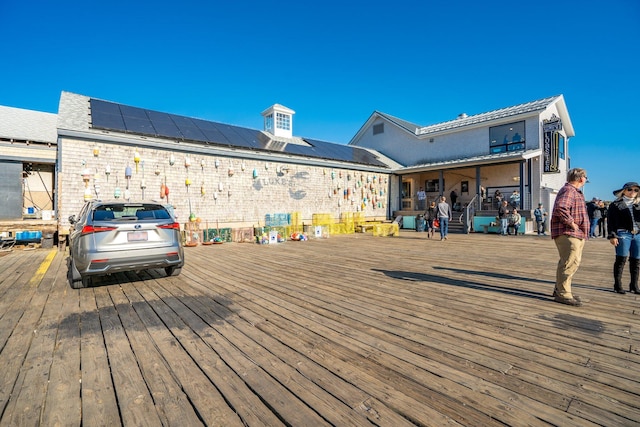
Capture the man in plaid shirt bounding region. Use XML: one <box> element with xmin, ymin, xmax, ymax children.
<box><xmin>550</xmin><ymin>168</ymin><xmax>590</xmax><ymax>306</ymax></box>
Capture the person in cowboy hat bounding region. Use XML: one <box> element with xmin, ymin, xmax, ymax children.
<box><xmin>607</xmin><ymin>181</ymin><xmax>640</xmax><ymax>294</ymax></box>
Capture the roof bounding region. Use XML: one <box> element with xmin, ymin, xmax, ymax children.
<box><xmin>396</xmin><ymin>148</ymin><xmax>543</xmax><ymax>173</ymax></box>
<box><xmin>0</xmin><ymin>105</ymin><xmax>58</xmax><ymax>143</ymax></box>
<box><xmin>57</xmin><ymin>92</ymin><xmax>390</xmax><ymax>169</ymax></box>
<box><xmin>349</xmin><ymin>95</ymin><xmax>574</xmax><ymax>145</ymax></box>
<box><xmin>415</xmin><ymin>95</ymin><xmax>574</xmax><ymax>136</ymax></box>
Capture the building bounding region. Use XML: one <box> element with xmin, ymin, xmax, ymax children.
<box><xmin>349</xmin><ymin>95</ymin><xmax>574</xmax><ymax>231</ymax></box>
<box><xmin>0</xmin><ymin>92</ymin><xmax>574</xmax><ymax>243</ymax></box>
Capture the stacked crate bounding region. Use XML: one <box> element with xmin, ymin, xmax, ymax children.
<box><xmin>312</xmin><ymin>213</ymin><xmax>333</xmax><ymax>237</ymax></box>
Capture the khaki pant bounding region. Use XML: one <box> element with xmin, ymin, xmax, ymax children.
<box><xmin>554</xmin><ymin>235</ymin><xmax>585</xmax><ymax>298</ymax></box>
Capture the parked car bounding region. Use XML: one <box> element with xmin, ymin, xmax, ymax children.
<box><xmin>68</xmin><ymin>200</ymin><xmax>184</xmax><ymax>289</ymax></box>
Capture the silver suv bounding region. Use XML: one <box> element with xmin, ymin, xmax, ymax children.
<box><xmin>68</xmin><ymin>201</ymin><xmax>184</xmax><ymax>288</ymax></box>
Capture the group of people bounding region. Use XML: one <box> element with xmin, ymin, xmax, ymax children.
<box><xmin>550</xmin><ymin>168</ymin><xmax>640</xmax><ymax>307</ymax></box>
<box><xmin>587</xmin><ymin>197</ymin><xmax>607</xmax><ymax>238</ymax></box>
<box><xmin>497</xmin><ymin>200</ymin><xmax>522</xmax><ymax>236</ymax></box>
<box><xmin>422</xmin><ymin>196</ymin><xmax>453</xmax><ymax>241</ymax></box>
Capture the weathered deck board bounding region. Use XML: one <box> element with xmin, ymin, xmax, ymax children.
<box><xmin>0</xmin><ymin>232</ymin><xmax>639</xmax><ymax>426</ymax></box>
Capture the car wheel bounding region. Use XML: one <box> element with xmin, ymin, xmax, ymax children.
<box><xmin>70</xmin><ymin>258</ymin><xmax>84</xmax><ymax>289</ymax></box>
<box><xmin>81</xmin><ymin>275</ymin><xmax>92</xmax><ymax>288</ymax></box>
<box><xmin>165</xmin><ymin>266</ymin><xmax>182</xmax><ymax>277</ymax></box>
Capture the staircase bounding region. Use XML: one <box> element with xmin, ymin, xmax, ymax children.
<box><xmin>393</xmin><ymin>210</ymin><xmax>468</xmax><ymax>234</ymax></box>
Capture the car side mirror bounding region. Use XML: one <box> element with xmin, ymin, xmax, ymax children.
<box><xmin>68</xmin><ymin>215</ymin><xmax>76</xmax><ymax>224</ymax></box>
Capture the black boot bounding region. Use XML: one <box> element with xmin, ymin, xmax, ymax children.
<box><xmin>614</xmin><ymin>256</ymin><xmax>627</xmax><ymax>294</ymax></box>
<box><xmin>629</xmin><ymin>258</ymin><xmax>640</xmax><ymax>294</ymax></box>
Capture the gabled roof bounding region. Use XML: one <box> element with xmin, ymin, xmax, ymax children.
<box><xmin>349</xmin><ymin>95</ymin><xmax>574</xmax><ymax>145</ymax></box>
<box><xmin>415</xmin><ymin>95</ymin><xmax>574</xmax><ymax>136</ymax></box>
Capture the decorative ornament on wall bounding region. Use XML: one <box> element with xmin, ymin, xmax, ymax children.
<box><xmin>114</xmin><ymin>177</ymin><xmax>121</xmax><ymax>199</ymax></box>
<box><xmin>81</xmin><ymin>168</ymin><xmax>92</xmax><ymax>188</ymax></box>
<box><xmin>241</xmin><ymin>161</ymin><xmax>246</xmax><ymax>171</ymax></box>
<box><xmin>155</xmin><ymin>164</ymin><xmax>161</xmax><ymax>176</ymax></box>
<box><xmin>93</xmin><ymin>146</ymin><xmax>100</xmax><ymax>157</ymax></box>
<box><xmin>105</xmin><ymin>164</ymin><xmax>111</xmax><ymax>182</ymax></box>
<box><xmin>169</xmin><ymin>154</ymin><xmax>175</xmax><ymax>166</ymax></box>
<box><xmin>134</xmin><ymin>149</ymin><xmax>141</xmax><ymax>173</ymax></box>
<box><xmin>215</xmin><ymin>158</ymin><xmax>220</xmax><ymax>169</ymax></box>
<box><xmin>218</xmin><ymin>182</ymin><xmax>224</xmax><ymax>192</ymax></box>
<box><xmin>253</xmin><ymin>168</ymin><xmax>258</xmax><ymax>179</ymax></box>
<box><xmin>184</xmin><ymin>155</ymin><xmax>191</xmax><ymax>169</ymax></box>
<box><xmin>200</xmin><ymin>158</ymin><xmax>206</xmax><ymax>171</ymax></box>
<box><xmin>200</xmin><ymin>183</ymin><xmax>206</xmax><ymax>196</ymax></box>
<box><xmin>125</xmin><ymin>165</ymin><xmax>132</xmax><ymax>189</ymax></box>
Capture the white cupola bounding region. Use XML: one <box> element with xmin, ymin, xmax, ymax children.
<box><xmin>261</xmin><ymin>104</ymin><xmax>295</xmax><ymax>139</ymax></box>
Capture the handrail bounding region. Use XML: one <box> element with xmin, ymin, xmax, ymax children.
<box><xmin>460</xmin><ymin>194</ymin><xmax>478</xmax><ymax>233</ymax></box>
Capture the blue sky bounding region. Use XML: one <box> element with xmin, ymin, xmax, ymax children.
<box><xmin>1</xmin><ymin>0</ymin><xmax>638</xmax><ymax>201</ymax></box>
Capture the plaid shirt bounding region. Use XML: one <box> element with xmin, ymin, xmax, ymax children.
<box><xmin>551</xmin><ymin>182</ymin><xmax>589</xmax><ymax>239</ymax></box>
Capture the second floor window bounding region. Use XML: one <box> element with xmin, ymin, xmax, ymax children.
<box><xmin>489</xmin><ymin>121</ymin><xmax>525</xmax><ymax>154</ymax></box>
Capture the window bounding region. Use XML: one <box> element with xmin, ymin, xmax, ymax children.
<box><xmin>373</xmin><ymin>123</ymin><xmax>384</xmax><ymax>135</ymax></box>
<box><xmin>264</xmin><ymin>114</ymin><xmax>273</xmax><ymax>132</ymax></box>
<box><xmin>489</xmin><ymin>121</ymin><xmax>525</xmax><ymax>154</ymax></box>
<box><xmin>276</xmin><ymin>112</ymin><xmax>290</xmax><ymax>131</ymax></box>
<box><xmin>558</xmin><ymin>134</ymin><xmax>565</xmax><ymax>159</ymax></box>
<box><xmin>425</xmin><ymin>179</ymin><xmax>442</xmax><ymax>192</ymax></box>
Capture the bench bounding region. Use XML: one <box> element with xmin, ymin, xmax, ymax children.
<box><xmin>473</xmin><ymin>216</ymin><xmax>526</xmax><ymax>234</ymax></box>
<box><xmin>473</xmin><ymin>216</ymin><xmax>502</xmax><ymax>234</ymax></box>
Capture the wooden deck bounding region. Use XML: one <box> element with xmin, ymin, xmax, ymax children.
<box><xmin>1</xmin><ymin>231</ymin><xmax>639</xmax><ymax>426</ymax></box>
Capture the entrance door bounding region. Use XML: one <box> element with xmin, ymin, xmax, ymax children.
<box><xmin>401</xmin><ymin>180</ymin><xmax>412</xmax><ymax>210</ymax></box>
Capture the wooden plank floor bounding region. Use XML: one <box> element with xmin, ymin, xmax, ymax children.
<box><xmin>0</xmin><ymin>231</ymin><xmax>639</xmax><ymax>426</ymax></box>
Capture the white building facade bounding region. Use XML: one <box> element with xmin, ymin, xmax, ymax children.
<box><xmin>348</xmin><ymin>95</ymin><xmax>575</xmax><ymax>225</ymax></box>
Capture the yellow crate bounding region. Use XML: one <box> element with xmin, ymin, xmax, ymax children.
<box><xmin>312</xmin><ymin>213</ymin><xmax>334</xmax><ymax>226</ymax></box>
<box><xmin>372</xmin><ymin>223</ymin><xmax>399</xmax><ymax>237</ymax></box>
<box><xmin>329</xmin><ymin>223</ymin><xmax>347</xmax><ymax>235</ymax></box>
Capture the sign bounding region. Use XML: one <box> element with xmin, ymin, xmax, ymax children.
<box><xmin>543</xmin><ymin>131</ymin><xmax>560</xmax><ymax>173</ymax></box>
<box><xmin>543</xmin><ymin>114</ymin><xmax>563</xmax><ymax>132</ymax></box>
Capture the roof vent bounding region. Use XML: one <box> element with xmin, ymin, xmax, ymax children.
<box><xmin>457</xmin><ymin>113</ymin><xmax>468</xmax><ymax>119</ymax></box>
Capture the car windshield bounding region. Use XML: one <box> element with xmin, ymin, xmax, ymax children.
<box><xmin>93</xmin><ymin>203</ymin><xmax>171</xmax><ymax>221</ymax></box>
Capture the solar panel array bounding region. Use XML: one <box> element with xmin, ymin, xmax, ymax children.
<box><xmin>90</xmin><ymin>99</ymin><xmax>388</xmax><ymax>167</ymax></box>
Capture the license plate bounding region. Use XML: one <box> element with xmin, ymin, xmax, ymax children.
<box><xmin>127</xmin><ymin>231</ymin><xmax>148</xmax><ymax>241</ymax></box>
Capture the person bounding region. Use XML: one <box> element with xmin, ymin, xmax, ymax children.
<box><xmin>424</xmin><ymin>200</ymin><xmax>437</xmax><ymax>239</ymax></box>
<box><xmin>534</xmin><ymin>202</ymin><xmax>548</xmax><ymax>235</ymax></box>
<box><xmin>606</xmin><ymin>181</ymin><xmax>640</xmax><ymax>294</ymax></box>
<box><xmin>450</xmin><ymin>190</ymin><xmax>458</xmax><ymax>208</ymax></box>
<box><xmin>587</xmin><ymin>197</ymin><xmax>599</xmax><ymax>238</ymax></box>
<box><xmin>436</xmin><ymin>196</ymin><xmax>452</xmax><ymax>241</ymax></box>
<box><xmin>417</xmin><ymin>187</ymin><xmax>427</xmax><ymax>211</ymax></box>
<box><xmin>480</xmin><ymin>186</ymin><xmax>486</xmax><ymax>203</ymax></box>
<box><xmin>498</xmin><ymin>200</ymin><xmax>510</xmax><ymax>236</ymax></box>
<box><xmin>598</xmin><ymin>200</ymin><xmax>607</xmax><ymax>237</ymax></box>
<box><xmin>494</xmin><ymin>189</ymin><xmax>503</xmax><ymax>208</ymax></box>
<box><xmin>507</xmin><ymin>208</ymin><xmax>521</xmax><ymax>236</ymax></box>
<box><xmin>550</xmin><ymin>168</ymin><xmax>589</xmax><ymax>306</ymax></box>
<box><xmin>509</xmin><ymin>190</ymin><xmax>520</xmax><ymax>208</ymax></box>
<box><xmin>590</xmin><ymin>201</ymin><xmax>602</xmax><ymax>238</ymax></box>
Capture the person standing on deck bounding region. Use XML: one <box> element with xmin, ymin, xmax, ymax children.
<box><xmin>437</xmin><ymin>196</ymin><xmax>452</xmax><ymax>241</ymax></box>
<box><xmin>550</xmin><ymin>168</ymin><xmax>590</xmax><ymax>306</ymax></box>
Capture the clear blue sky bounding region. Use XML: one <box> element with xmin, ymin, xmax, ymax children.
<box><xmin>1</xmin><ymin>0</ymin><xmax>638</xmax><ymax>201</ymax></box>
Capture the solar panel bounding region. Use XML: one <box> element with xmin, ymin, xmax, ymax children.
<box><xmin>146</xmin><ymin>111</ymin><xmax>183</xmax><ymax>139</ymax></box>
<box><xmin>89</xmin><ymin>98</ymin><xmax>389</xmax><ymax>168</ymax></box>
